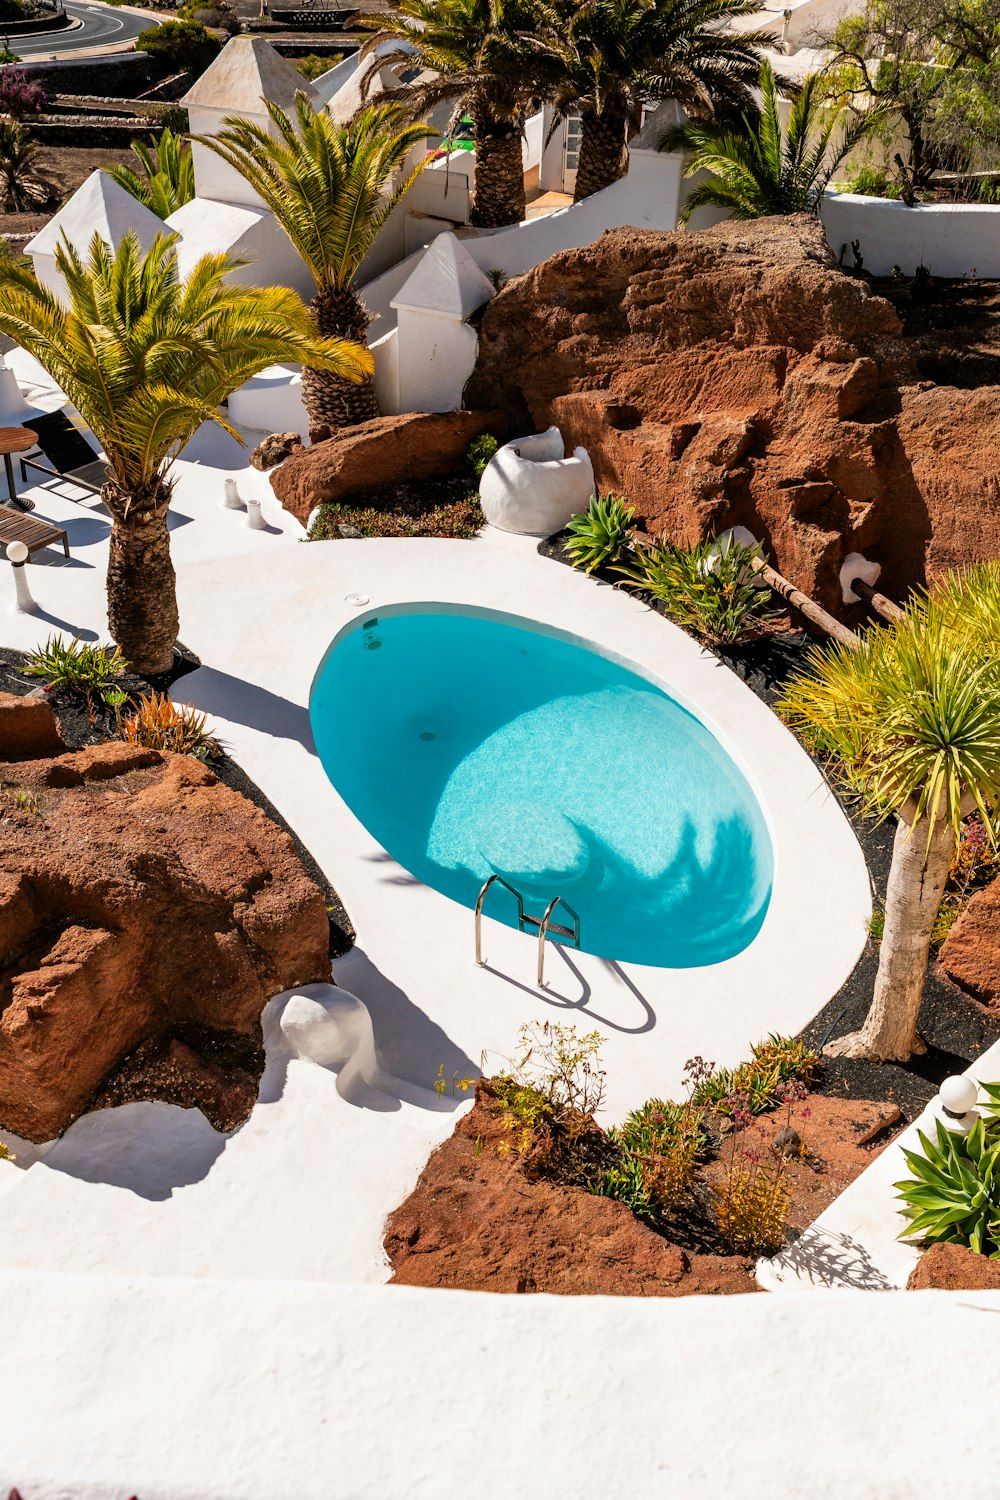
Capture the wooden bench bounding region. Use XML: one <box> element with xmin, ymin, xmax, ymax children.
<box><xmin>0</xmin><ymin>503</ymin><xmax>69</xmax><ymax>559</ymax></box>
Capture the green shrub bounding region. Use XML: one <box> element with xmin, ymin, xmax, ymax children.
<box><xmin>467</xmin><ymin>433</ymin><xmax>499</xmax><ymax>478</ymax></box>
<box><xmin>895</xmin><ymin>1116</ymin><xmax>1000</xmax><ymax>1257</ymax></box>
<box><xmin>618</xmin><ymin>536</ymin><xmax>781</xmax><ymax>646</ymax></box>
<box><xmin>176</xmin><ymin>0</ymin><xmax>239</xmax><ymax>33</ymax></box>
<box><xmin>137</xmin><ymin>19</ymin><xmax>221</xmax><ymax>73</ymax></box>
<box><xmin>840</xmin><ymin>164</ymin><xmax>902</xmax><ymax>199</ymax></box>
<box><xmin>24</xmin><ymin>635</ymin><xmax>127</xmax><ymax>713</ymax></box>
<box><xmin>119</xmin><ymin>690</ymin><xmax>217</xmax><ymax>758</ymax></box>
<box><xmin>692</xmin><ymin>1035</ymin><xmax>819</xmax><ymax>1118</ymax></box>
<box><xmin>292</xmin><ymin>51</ymin><xmax>343</xmax><ymax>81</ymax></box>
<box><xmin>564</xmin><ymin>492</ymin><xmax>636</xmax><ymax>575</ymax></box>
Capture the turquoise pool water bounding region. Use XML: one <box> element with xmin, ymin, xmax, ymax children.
<box><xmin>310</xmin><ymin>607</ymin><xmax>773</xmax><ymax>967</ymax></box>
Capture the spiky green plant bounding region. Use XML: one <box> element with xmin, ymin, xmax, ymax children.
<box><xmin>197</xmin><ymin>98</ymin><xmax>430</xmax><ymax>428</ymax></box>
<box><xmin>618</xmin><ymin>535</ymin><xmax>779</xmax><ymax>644</ymax></box>
<box><xmin>0</xmin><ymin>232</ymin><xmax>370</xmax><ymax>675</ymax></box>
<box><xmin>896</xmin><ymin>1116</ymin><xmax>1000</xmax><ymax>1258</ymax></box>
<box><xmin>107</xmin><ymin>128</ymin><xmax>195</xmax><ymax>218</ymax></box>
<box><xmin>564</xmin><ymin>492</ymin><xmax>636</xmax><ymax>574</ymax></box>
<box><xmin>24</xmin><ymin>635</ymin><xmax>126</xmax><ymax>712</ymax></box>
<box><xmin>0</xmin><ymin>116</ymin><xmax>44</xmax><ymax>211</ymax></box>
<box><xmin>778</xmin><ymin>570</ymin><xmax>1000</xmax><ymax>1062</ymax></box>
<box><xmin>665</xmin><ymin>59</ymin><xmax>883</xmax><ymax>220</ymax></box>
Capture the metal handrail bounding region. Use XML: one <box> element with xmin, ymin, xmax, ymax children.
<box><xmin>536</xmin><ymin>895</ymin><xmax>580</xmax><ymax>988</ymax></box>
<box><xmin>475</xmin><ymin>874</ymin><xmax>580</xmax><ymax>987</ymax></box>
<box><xmin>475</xmin><ymin>873</ymin><xmax>526</xmax><ymax>964</ymax></box>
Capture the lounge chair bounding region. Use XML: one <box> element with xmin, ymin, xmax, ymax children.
<box><xmin>19</xmin><ymin>411</ymin><xmax>109</xmax><ymax>502</ymax></box>
<box><xmin>0</xmin><ymin>502</ymin><xmax>69</xmax><ymax>559</ymax></box>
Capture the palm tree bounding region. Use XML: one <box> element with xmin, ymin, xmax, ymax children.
<box><xmin>546</xmin><ymin>0</ymin><xmax>773</xmax><ymax>201</ymax></box>
<box><xmin>0</xmin><ymin>231</ymin><xmax>371</xmax><ymax>675</ymax></box>
<box><xmin>107</xmin><ymin>127</ymin><xmax>196</xmax><ymax>218</ymax></box>
<box><xmin>197</xmin><ymin>97</ymin><xmax>429</xmax><ymax>428</ymax></box>
<box><xmin>666</xmin><ymin>58</ymin><xmax>878</xmax><ymax>220</ymax></box>
<box><xmin>0</xmin><ymin>117</ymin><xmax>45</xmax><ymax>211</ymax></box>
<box><xmin>778</xmin><ymin>569</ymin><xmax>1000</xmax><ymax>1063</ymax></box>
<box><xmin>359</xmin><ymin>0</ymin><xmax>543</xmax><ymax>228</ymax></box>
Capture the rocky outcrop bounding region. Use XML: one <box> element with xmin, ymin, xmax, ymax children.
<box><xmin>0</xmin><ymin>739</ymin><xmax>331</xmax><ymax>1140</ymax></box>
<box><xmin>0</xmin><ymin>691</ymin><xmax>65</xmax><ymax>759</ymax></box>
<box><xmin>270</xmin><ymin>409</ymin><xmax>508</xmax><ymax>525</ymax></box>
<box><xmin>907</xmin><ymin>1242</ymin><xmax>1000</xmax><ymax>1290</ymax></box>
<box><xmin>937</xmin><ymin>878</ymin><xmax>1000</xmax><ymax>1012</ymax></box>
<box><xmin>467</xmin><ymin>216</ymin><xmax>1000</xmax><ymax>613</ymax></box>
<box><xmin>249</xmin><ymin>430</ymin><xmax>303</xmax><ymax>471</ymax></box>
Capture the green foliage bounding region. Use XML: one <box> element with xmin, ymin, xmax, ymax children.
<box><xmin>107</xmin><ymin>128</ymin><xmax>195</xmax><ymax>219</ymax></box>
<box><xmin>136</xmin><ymin>19</ymin><xmax>221</xmax><ymax>74</ymax></box>
<box><xmin>868</xmin><ymin>899</ymin><xmax>885</xmax><ymax>940</ymax></box>
<box><xmin>308</xmin><ymin>487</ymin><xmax>483</xmax><ymax>540</ymax></box>
<box><xmin>24</xmin><ymin>635</ymin><xmax>127</xmax><ymax>708</ymax></box>
<box><xmin>618</xmin><ymin>536</ymin><xmax>780</xmax><ymax>646</ymax></box>
<box><xmin>467</xmin><ymin>433</ymin><xmax>499</xmax><ymax>478</ymax></box>
<box><xmin>713</xmin><ymin>1161</ymin><xmax>791</xmax><ymax>1255</ymax></box>
<box><xmin>176</xmin><ymin>0</ymin><xmax>239</xmax><ymax>32</ymax></box>
<box><xmin>666</xmin><ymin>60</ymin><xmax>884</xmax><ymax>221</ymax></box>
<box><xmin>564</xmin><ymin>492</ymin><xmax>636</xmax><ymax>575</ymax></box>
<box><xmin>0</xmin><ymin>47</ymin><xmax>20</xmax><ymax>64</ymax></box>
<box><xmin>292</xmin><ymin>52</ymin><xmax>343</xmax><ymax>80</ymax></box>
<box><xmin>1</xmin><ymin>783</ymin><xmax>40</xmax><ymax>817</ymax></box>
<box><xmin>840</xmin><ymin>163</ymin><xmax>902</xmax><ymax>198</ymax></box>
<box><xmin>692</xmin><ymin>1035</ymin><xmax>819</xmax><ymax>1118</ymax></box>
<box><xmin>197</xmin><ymin>98</ymin><xmax>432</xmax><ymax>299</ymax></box>
<box><xmin>896</xmin><ymin>1115</ymin><xmax>1000</xmax><ymax>1257</ymax></box>
<box><xmin>601</xmin><ymin>1097</ymin><xmax>711</xmax><ymax>1216</ymax></box>
<box><xmin>0</xmin><ymin>117</ymin><xmax>44</xmax><ymax>211</ymax></box>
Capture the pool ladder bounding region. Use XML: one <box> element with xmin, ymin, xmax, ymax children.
<box><xmin>474</xmin><ymin>873</ymin><xmax>581</xmax><ymax>988</ymax></box>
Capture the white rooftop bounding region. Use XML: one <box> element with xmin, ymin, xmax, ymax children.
<box><xmin>392</xmin><ymin>231</ymin><xmax>496</xmax><ymax>318</ymax></box>
<box><xmin>24</xmin><ymin>170</ymin><xmax>166</xmax><ymax>258</ymax></box>
<box><xmin>181</xmin><ymin>35</ymin><xmax>318</xmax><ymax>115</ymax></box>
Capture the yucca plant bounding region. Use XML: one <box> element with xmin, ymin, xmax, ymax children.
<box><xmin>23</xmin><ymin>635</ymin><xmax>127</xmax><ymax>714</ymax></box>
<box><xmin>197</xmin><ymin>98</ymin><xmax>430</xmax><ymax>428</ymax></box>
<box><xmin>665</xmin><ymin>59</ymin><xmax>882</xmax><ymax>221</ymax></box>
<box><xmin>0</xmin><ymin>231</ymin><xmax>371</xmax><ymax>675</ymax></box>
<box><xmin>119</xmin><ymin>691</ymin><xmax>218</xmax><ymax>759</ymax></box>
<box><xmin>107</xmin><ymin>127</ymin><xmax>195</xmax><ymax>218</ymax></box>
<box><xmin>778</xmin><ymin>569</ymin><xmax>1000</xmax><ymax>1062</ymax></box>
<box><xmin>618</xmin><ymin>535</ymin><xmax>780</xmax><ymax>644</ymax></box>
<box><xmin>564</xmin><ymin>492</ymin><xmax>636</xmax><ymax>574</ymax></box>
<box><xmin>896</xmin><ymin>1116</ymin><xmax>1000</xmax><ymax>1258</ymax></box>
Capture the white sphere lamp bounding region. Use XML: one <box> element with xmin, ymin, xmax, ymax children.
<box><xmin>6</xmin><ymin>539</ymin><xmax>35</xmax><ymax>613</ymax></box>
<box><xmin>938</xmin><ymin>1074</ymin><xmax>980</xmax><ymax>1134</ymax></box>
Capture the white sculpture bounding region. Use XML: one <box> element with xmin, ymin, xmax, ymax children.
<box><xmin>479</xmin><ymin>426</ymin><xmax>596</xmax><ymax>537</ymax></box>
<box><xmin>840</xmin><ymin>551</ymin><xmax>882</xmax><ymax>604</ymax></box>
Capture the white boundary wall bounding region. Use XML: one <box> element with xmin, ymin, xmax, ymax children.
<box><xmin>821</xmin><ymin>192</ymin><xmax>1000</xmax><ymax>277</ymax></box>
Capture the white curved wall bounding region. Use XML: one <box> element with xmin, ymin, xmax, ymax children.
<box><xmin>821</xmin><ymin>192</ymin><xmax>1000</xmax><ymax>277</ymax></box>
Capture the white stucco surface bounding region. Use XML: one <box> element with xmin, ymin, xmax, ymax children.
<box><xmin>821</xmin><ymin>192</ymin><xmax>1000</xmax><ymax>277</ymax></box>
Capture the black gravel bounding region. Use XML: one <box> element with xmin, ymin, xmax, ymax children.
<box><xmin>538</xmin><ymin>535</ymin><xmax>1000</xmax><ymax>1122</ymax></box>
<box><xmin>0</xmin><ymin>644</ymin><xmax>355</xmax><ymax>958</ymax></box>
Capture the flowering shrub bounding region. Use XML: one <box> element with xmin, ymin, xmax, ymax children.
<box><xmin>692</xmin><ymin>1034</ymin><xmax>819</xmax><ymax>1118</ymax></box>
<box><xmin>712</xmin><ymin>1082</ymin><xmax>807</xmax><ymax>1255</ymax></box>
<box><xmin>0</xmin><ymin>72</ymin><xmax>48</xmax><ymax>118</ymax></box>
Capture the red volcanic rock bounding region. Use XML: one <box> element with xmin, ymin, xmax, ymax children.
<box><xmin>907</xmin><ymin>1242</ymin><xmax>1000</xmax><ymax>1290</ymax></box>
<box><xmin>0</xmin><ymin>691</ymin><xmax>65</xmax><ymax>759</ymax></box>
<box><xmin>385</xmin><ymin>1084</ymin><xmax>757</xmax><ymax>1297</ymax></box>
<box><xmin>270</xmin><ymin>409</ymin><xmax>508</xmax><ymax>525</ymax></box>
<box><xmin>937</xmin><ymin>877</ymin><xmax>1000</xmax><ymax>1011</ymax></box>
<box><xmin>467</xmin><ymin>216</ymin><xmax>1000</xmax><ymax>613</ymax></box>
<box><xmin>0</xmin><ymin>742</ymin><xmax>330</xmax><ymax>1140</ymax></box>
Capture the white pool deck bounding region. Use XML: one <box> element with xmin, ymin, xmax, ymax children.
<box><xmin>3</xmin><ymin>357</ymin><xmax>999</xmax><ymax>1497</ymax></box>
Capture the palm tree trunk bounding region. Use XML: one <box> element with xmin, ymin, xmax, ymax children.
<box><xmin>103</xmin><ymin>477</ymin><xmax>178</xmax><ymax>678</ymax></box>
<box><xmin>470</xmin><ymin>110</ymin><xmax>525</xmax><ymax>228</ymax></box>
<box><xmin>826</xmin><ymin>811</ymin><xmax>955</xmax><ymax>1062</ymax></box>
<box><xmin>302</xmin><ymin>284</ymin><xmax>379</xmax><ymax>431</ymax></box>
<box><xmin>574</xmin><ymin>99</ymin><xmax>629</xmax><ymax>202</ymax></box>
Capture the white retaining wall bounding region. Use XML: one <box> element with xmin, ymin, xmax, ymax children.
<box><xmin>821</xmin><ymin>192</ymin><xmax>1000</xmax><ymax>277</ymax></box>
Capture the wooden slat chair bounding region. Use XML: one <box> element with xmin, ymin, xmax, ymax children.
<box><xmin>19</xmin><ymin>411</ymin><xmax>109</xmax><ymax>501</ymax></box>
<box><xmin>0</xmin><ymin>502</ymin><xmax>69</xmax><ymax>559</ymax></box>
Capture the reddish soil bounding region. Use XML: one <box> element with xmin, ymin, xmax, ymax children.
<box><xmin>0</xmin><ymin>145</ymin><xmax>136</xmax><ymax>245</ymax></box>
<box><xmin>907</xmin><ymin>1242</ymin><xmax>1000</xmax><ymax>1290</ymax></box>
<box><xmin>384</xmin><ymin>1085</ymin><xmax>905</xmax><ymax>1297</ymax></box>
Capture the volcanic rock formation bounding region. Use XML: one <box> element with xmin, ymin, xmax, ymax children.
<box><xmin>0</xmin><ymin>695</ymin><xmax>331</xmax><ymax>1140</ymax></box>
<box><xmin>466</xmin><ymin>216</ymin><xmax>1000</xmax><ymax>613</ymax></box>
<box><xmin>269</xmin><ymin>409</ymin><xmax>507</xmax><ymax>525</ymax></box>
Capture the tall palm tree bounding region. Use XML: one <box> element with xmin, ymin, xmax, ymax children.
<box><xmin>197</xmin><ymin>97</ymin><xmax>429</xmax><ymax>428</ymax></box>
<box><xmin>359</xmin><ymin>0</ymin><xmax>544</xmax><ymax>228</ymax></box>
<box><xmin>107</xmin><ymin>127</ymin><xmax>196</xmax><ymax>218</ymax></box>
<box><xmin>778</xmin><ymin>569</ymin><xmax>1000</xmax><ymax>1063</ymax></box>
<box><xmin>0</xmin><ymin>231</ymin><xmax>371</xmax><ymax>675</ymax></box>
<box><xmin>666</xmin><ymin>58</ymin><xmax>879</xmax><ymax>220</ymax></box>
<box><xmin>546</xmin><ymin>0</ymin><xmax>773</xmax><ymax>201</ymax></box>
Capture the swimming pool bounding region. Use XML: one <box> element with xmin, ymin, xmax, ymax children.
<box><xmin>310</xmin><ymin>606</ymin><xmax>773</xmax><ymax>968</ymax></box>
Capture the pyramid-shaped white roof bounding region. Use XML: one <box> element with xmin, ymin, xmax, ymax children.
<box><xmin>182</xmin><ymin>36</ymin><xmax>318</xmax><ymax>115</ymax></box>
<box><xmin>25</xmin><ymin>170</ymin><xmax>167</xmax><ymax>257</ymax></box>
<box><xmin>392</xmin><ymin>232</ymin><xmax>497</xmax><ymax>319</ymax></box>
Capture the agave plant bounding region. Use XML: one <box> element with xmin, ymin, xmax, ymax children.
<box><xmin>895</xmin><ymin>1115</ymin><xmax>1000</xmax><ymax>1258</ymax></box>
<box><xmin>119</xmin><ymin>691</ymin><xmax>218</xmax><ymax>759</ymax></box>
<box><xmin>564</xmin><ymin>492</ymin><xmax>636</xmax><ymax>574</ymax></box>
<box><xmin>23</xmin><ymin>635</ymin><xmax>127</xmax><ymax>708</ymax></box>
<box><xmin>618</xmin><ymin>535</ymin><xmax>780</xmax><ymax>644</ymax></box>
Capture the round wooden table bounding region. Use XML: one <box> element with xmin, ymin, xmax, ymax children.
<box><xmin>0</xmin><ymin>425</ymin><xmax>37</xmax><ymax>512</ymax></box>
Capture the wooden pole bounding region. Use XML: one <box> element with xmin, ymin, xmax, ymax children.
<box><xmin>848</xmin><ymin>574</ymin><xmax>906</xmax><ymax>623</ymax></box>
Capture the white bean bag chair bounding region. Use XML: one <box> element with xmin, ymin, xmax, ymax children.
<box><xmin>479</xmin><ymin>425</ymin><xmax>596</xmax><ymax>536</ymax></box>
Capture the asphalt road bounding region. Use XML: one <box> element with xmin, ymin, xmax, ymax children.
<box><xmin>4</xmin><ymin>1</ymin><xmax>154</xmax><ymax>57</ymax></box>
